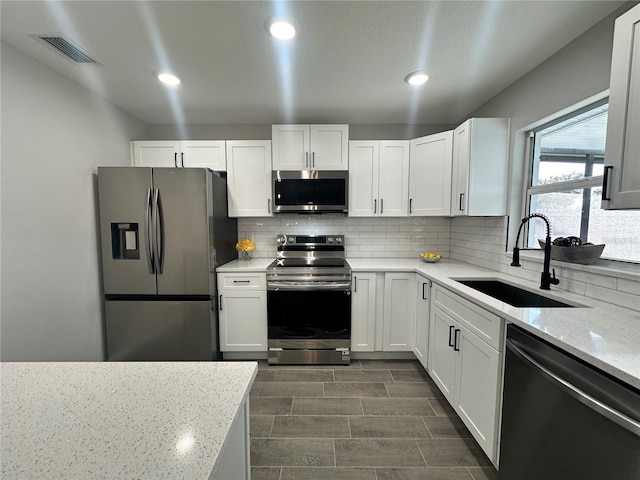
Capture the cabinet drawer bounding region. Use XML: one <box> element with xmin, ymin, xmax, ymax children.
<box><xmin>432</xmin><ymin>285</ymin><xmax>503</xmax><ymax>350</ymax></box>
<box><xmin>218</xmin><ymin>273</ymin><xmax>266</xmax><ymax>290</ymax></box>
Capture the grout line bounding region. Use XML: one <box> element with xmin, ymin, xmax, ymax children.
<box><xmin>416</xmin><ymin>438</ymin><xmax>429</xmax><ymax>467</ymax></box>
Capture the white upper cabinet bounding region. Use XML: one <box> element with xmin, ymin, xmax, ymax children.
<box><xmin>226</xmin><ymin>140</ymin><xmax>273</xmax><ymax>217</ymax></box>
<box><xmin>349</xmin><ymin>141</ymin><xmax>409</xmax><ymax>217</ymax></box>
<box><xmin>180</xmin><ymin>141</ymin><xmax>226</xmax><ymax>170</ymax></box>
<box><xmin>272</xmin><ymin>124</ymin><xmax>349</xmax><ymax>170</ymax></box>
<box><xmin>131</xmin><ymin>141</ymin><xmax>180</xmax><ymax>167</ymax></box>
<box><xmin>131</xmin><ymin>140</ymin><xmax>226</xmax><ymax>170</ymax></box>
<box><xmin>602</xmin><ymin>4</ymin><xmax>640</xmax><ymax>210</ymax></box>
<box><xmin>450</xmin><ymin>118</ymin><xmax>509</xmax><ymax>216</ymax></box>
<box><xmin>409</xmin><ymin>131</ymin><xmax>453</xmax><ymax>216</ymax></box>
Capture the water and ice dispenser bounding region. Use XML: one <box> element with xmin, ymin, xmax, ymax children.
<box><xmin>111</xmin><ymin>223</ymin><xmax>139</xmax><ymax>259</ymax></box>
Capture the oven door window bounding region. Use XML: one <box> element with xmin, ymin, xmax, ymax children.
<box><xmin>267</xmin><ymin>290</ymin><xmax>351</xmax><ymax>339</ymax></box>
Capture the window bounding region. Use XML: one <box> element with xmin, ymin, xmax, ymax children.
<box><xmin>525</xmin><ymin>100</ymin><xmax>640</xmax><ymax>263</ymax></box>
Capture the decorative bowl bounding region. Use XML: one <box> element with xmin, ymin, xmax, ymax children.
<box><xmin>419</xmin><ymin>253</ymin><xmax>442</xmax><ymax>263</ymax></box>
<box><xmin>537</xmin><ymin>240</ymin><xmax>605</xmax><ymax>265</ymax></box>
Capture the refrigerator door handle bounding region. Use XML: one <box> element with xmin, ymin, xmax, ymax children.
<box><xmin>145</xmin><ymin>188</ymin><xmax>155</xmax><ymax>274</ymax></box>
<box><xmin>153</xmin><ymin>189</ymin><xmax>164</xmax><ymax>274</ymax></box>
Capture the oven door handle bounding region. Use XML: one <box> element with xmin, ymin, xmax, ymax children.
<box><xmin>267</xmin><ymin>282</ymin><xmax>352</xmax><ymax>291</ymax></box>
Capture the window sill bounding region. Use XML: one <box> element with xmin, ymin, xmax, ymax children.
<box><xmin>505</xmin><ymin>250</ymin><xmax>640</xmax><ymax>281</ymax></box>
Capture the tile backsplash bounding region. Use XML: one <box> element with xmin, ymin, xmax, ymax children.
<box><xmin>234</xmin><ymin>215</ymin><xmax>639</xmax><ymax>311</ymax></box>
<box><xmin>450</xmin><ymin>216</ymin><xmax>640</xmax><ymax>312</ymax></box>
<box><xmin>237</xmin><ymin>216</ymin><xmax>451</xmax><ymax>259</ymax></box>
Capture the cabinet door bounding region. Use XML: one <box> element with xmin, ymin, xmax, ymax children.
<box><xmin>310</xmin><ymin>125</ymin><xmax>349</xmax><ymax>170</ymax></box>
<box><xmin>413</xmin><ymin>276</ymin><xmax>430</xmax><ymax>369</ymax></box>
<box><xmin>226</xmin><ymin>141</ymin><xmax>273</xmax><ymax>217</ymax></box>
<box><xmin>409</xmin><ymin>131</ymin><xmax>453</xmax><ymax>216</ymax></box>
<box><xmin>351</xmin><ymin>272</ymin><xmax>377</xmax><ymax>352</ymax></box>
<box><xmin>454</xmin><ymin>323</ymin><xmax>500</xmax><ymax>461</ymax></box>
<box><xmin>131</xmin><ymin>141</ymin><xmax>180</xmax><ymax>167</ymax></box>
<box><xmin>272</xmin><ymin>125</ymin><xmax>310</xmax><ymax>170</ymax></box>
<box><xmin>382</xmin><ymin>273</ymin><xmax>415</xmax><ymax>351</ymax></box>
<box><xmin>451</xmin><ymin>121</ymin><xmax>471</xmax><ymax>216</ymax></box>
<box><xmin>603</xmin><ymin>4</ymin><xmax>640</xmax><ymax>209</ymax></box>
<box><xmin>378</xmin><ymin>141</ymin><xmax>410</xmax><ymax>216</ymax></box>
<box><xmin>180</xmin><ymin>141</ymin><xmax>226</xmax><ymax>170</ymax></box>
<box><xmin>428</xmin><ymin>306</ymin><xmax>457</xmax><ymax>401</ymax></box>
<box><xmin>348</xmin><ymin>142</ymin><xmax>379</xmax><ymax>217</ymax></box>
<box><xmin>218</xmin><ymin>290</ymin><xmax>267</xmax><ymax>351</ymax></box>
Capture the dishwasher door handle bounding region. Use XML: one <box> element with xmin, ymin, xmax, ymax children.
<box><xmin>507</xmin><ymin>340</ymin><xmax>640</xmax><ymax>436</ymax></box>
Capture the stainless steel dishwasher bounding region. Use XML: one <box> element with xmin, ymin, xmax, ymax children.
<box><xmin>499</xmin><ymin>324</ymin><xmax>640</xmax><ymax>480</ymax></box>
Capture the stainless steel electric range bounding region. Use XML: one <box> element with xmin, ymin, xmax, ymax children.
<box><xmin>266</xmin><ymin>234</ymin><xmax>351</xmax><ymax>365</ymax></box>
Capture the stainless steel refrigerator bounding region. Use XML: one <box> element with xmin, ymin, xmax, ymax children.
<box><xmin>97</xmin><ymin>167</ymin><xmax>237</xmax><ymax>361</ymax></box>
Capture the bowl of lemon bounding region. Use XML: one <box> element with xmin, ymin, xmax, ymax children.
<box><xmin>419</xmin><ymin>252</ymin><xmax>442</xmax><ymax>263</ymax></box>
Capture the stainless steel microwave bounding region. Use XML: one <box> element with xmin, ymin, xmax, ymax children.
<box><xmin>272</xmin><ymin>170</ymin><xmax>348</xmax><ymax>214</ymax></box>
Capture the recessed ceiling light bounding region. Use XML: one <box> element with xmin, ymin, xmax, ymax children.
<box><xmin>158</xmin><ymin>73</ymin><xmax>180</xmax><ymax>86</ymax></box>
<box><xmin>405</xmin><ymin>71</ymin><xmax>429</xmax><ymax>86</ymax></box>
<box><xmin>269</xmin><ymin>20</ymin><xmax>296</xmax><ymax>40</ymax></box>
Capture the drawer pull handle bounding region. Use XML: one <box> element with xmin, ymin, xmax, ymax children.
<box><xmin>453</xmin><ymin>329</ymin><xmax>460</xmax><ymax>351</ymax></box>
<box><xmin>233</xmin><ymin>280</ymin><xmax>251</xmax><ymax>283</ymax></box>
<box><xmin>448</xmin><ymin>325</ymin><xmax>455</xmax><ymax>347</ymax></box>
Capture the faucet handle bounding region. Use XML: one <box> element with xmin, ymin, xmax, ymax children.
<box><xmin>550</xmin><ymin>268</ymin><xmax>560</xmax><ymax>285</ymax></box>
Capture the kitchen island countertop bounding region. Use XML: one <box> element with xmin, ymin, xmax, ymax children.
<box><xmin>1</xmin><ymin>361</ymin><xmax>257</xmax><ymax>479</ymax></box>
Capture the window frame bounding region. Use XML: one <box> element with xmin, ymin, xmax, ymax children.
<box><xmin>523</xmin><ymin>99</ymin><xmax>607</xmax><ymax>250</ymax></box>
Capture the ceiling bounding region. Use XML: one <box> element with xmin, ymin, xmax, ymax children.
<box><xmin>0</xmin><ymin>1</ymin><xmax>625</xmax><ymax>126</ymax></box>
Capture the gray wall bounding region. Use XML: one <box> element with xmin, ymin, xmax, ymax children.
<box><xmin>145</xmin><ymin>123</ymin><xmax>453</xmax><ymax>141</ymax></box>
<box><xmin>462</xmin><ymin>3</ymin><xmax>635</xmax><ymax>243</ymax></box>
<box><xmin>0</xmin><ymin>42</ymin><xmax>148</xmax><ymax>361</ymax></box>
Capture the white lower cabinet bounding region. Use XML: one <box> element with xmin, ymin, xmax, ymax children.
<box><xmin>428</xmin><ymin>284</ymin><xmax>503</xmax><ymax>464</ymax></box>
<box><xmin>351</xmin><ymin>272</ymin><xmax>377</xmax><ymax>352</ymax></box>
<box><xmin>351</xmin><ymin>271</ymin><xmax>415</xmax><ymax>353</ymax></box>
<box><xmin>217</xmin><ymin>273</ymin><xmax>267</xmax><ymax>352</ymax></box>
<box><xmin>413</xmin><ymin>274</ymin><xmax>431</xmax><ymax>369</ymax></box>
<box><xmin>382</xmin><ymin>273</ymin><xmax>415</xmax><ymax>351</ymax></box>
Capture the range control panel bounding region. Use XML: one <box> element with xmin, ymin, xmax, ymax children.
<box><xmin>276</xmin><ymin>234</ymin><xmax>344</xmax><ymax>246</ymax></box>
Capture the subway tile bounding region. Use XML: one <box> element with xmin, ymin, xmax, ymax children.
<box><xmin>617</xmin><ymin>277</ymin><xmax>640</xmax><ymax>296</ymax></box>
<box><xmin>585</xmin><ymin>284</ymin><xmax>640</xmax><ymax>311</ymax></box>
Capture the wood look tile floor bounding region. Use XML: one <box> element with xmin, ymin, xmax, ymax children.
<box><xmin>249</xmin><ymin>359</ymin><xmax>499</xmax><ymax>480</ymax></box>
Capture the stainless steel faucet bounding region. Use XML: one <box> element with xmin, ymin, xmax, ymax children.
<box><xmin>511</xmin><ymin>213</ymin><xmax>560</xmax><ymax>290</ymax></box>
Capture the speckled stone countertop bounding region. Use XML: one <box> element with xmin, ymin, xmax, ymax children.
<box><xmin>1</xmin><ymin>362</ymin><xmax>257</xmax><ymax>479</ymax></box>
<box><xmin>218</xmin><ymin>257</ymin><xmax>640</xmax><ymax>389</ymax></box>
<box><xmin>217</xmin><ymin>258</ymin><xmax>273</xmax><ymax>272</ymax></box>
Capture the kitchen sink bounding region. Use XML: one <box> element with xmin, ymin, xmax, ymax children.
<box><xmin>455</xmin><ymin>279</ymin><xmax>576</xmax><ymax>308</ymax></box>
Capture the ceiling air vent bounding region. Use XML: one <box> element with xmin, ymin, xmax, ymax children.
<box><xmin>33</xmin><ymin>34</ymin><xmax>101</xmax><ymax>65</ymax></box>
